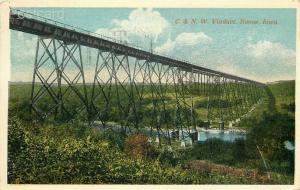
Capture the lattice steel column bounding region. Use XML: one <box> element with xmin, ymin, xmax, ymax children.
<box><xmin>30</xmin><ymin>37</ymin><xmax>89</xmax><ymax>122</ymax></box>
<box><xmin>91</xmin><ymin>50</ymin><xmax>114</xmax><ymax>126</ymax></box>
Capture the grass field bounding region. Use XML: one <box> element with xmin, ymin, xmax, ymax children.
<box><xmin>9</xmin><ymin>81</ymin><xmax>261</xmax><ymax>129</ymax></box>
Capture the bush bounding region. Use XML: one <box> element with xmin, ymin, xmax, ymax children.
<box><xmin>124</xmin><ymin>133</ymin><xmax>158</xmax><ymax>160</ymax></box>
<box><xmin>158</xmin><ymin>146</ymin><xmax>180</xmax><ymax>167</ymax></box>
<box><xmin>98</xmin><ymin>129</ymin><xmax>127</xmax><ymax>150</ymax></box>
<box><xmin>232</xmin><ymin>139</ymin><xmax>247</xmax><ymax>162</ymax></box>
<box><xmin>191</xmin><ymin>139</ymin><xmax>235</xmax><ymax>165</ymax></box>
<box><xmin>8</xmin><ymin>117</ymin><xmax>292</xmax><ymax>184</ymax></box>
<box><xmin>281</xmin><ymin>103</ymin><xmax>295</xmax><ymax>112</ymax></box>
<box><xmin>247</xmin><ymin>112</ymin><xmax>295</xmax><ymax>174</ymax></box>
<box><xmin>7</xmin><ymin>118</ymin><xmax>204</xmax><ymax>184</ymax></box>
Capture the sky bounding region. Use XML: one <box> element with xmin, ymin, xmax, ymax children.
<box><xmin>11</xmin><ymin>8</ymin><xmax>296</xmax><ymax>83</ymax></box>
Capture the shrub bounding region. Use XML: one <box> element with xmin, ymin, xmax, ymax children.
<box><xmin>232</xmin><ymin>139</ymin><xmax>247</xmax><ymax>162</ymax></box>
<box><xmin>247</xmin><ymin>112</ymin><xmax>295</xmax><ymax>174</ymax></box>
<box><xmin>158</xmin><ymin>146</ymin><xmax>180</xmax><ymax>166</ymax></box>
<box><xmin>98</xmin><ymin>129</ymin><xmax>127</xmax><ymax>150</ymax></box>
<box><xmin>7</xmin><ymin>119</ymin><xmax>202</xmax><ymax>184</ymax></box>
<box><xmin>281</xmin><ymin>103</ymin><xmax>295</xmax><ymax>112</ymax></box>
<box><xmin>124</xmin><ymin>133</ymin><xmax>157</xmax><ymax>160</ymax></box>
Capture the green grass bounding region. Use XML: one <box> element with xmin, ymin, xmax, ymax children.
<box><xmin>268</xmin><ymin>80</ymin><xmax>295</xmax><ymax>116</ymax></box>
<box><xmin>9</xmin><ymin>82</ymin><xmax>260</xmax><ymax>128</ymax></box>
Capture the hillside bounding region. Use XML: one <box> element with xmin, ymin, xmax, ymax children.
<box><xmin>7</xmin><ymin>80</ymin><xmax>295</xmax><ymax>184</ymax></box>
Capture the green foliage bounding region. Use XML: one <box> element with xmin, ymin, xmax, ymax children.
<box><xmin>235</xmin><ymin>80</ymin><xmax>295</xmax><ymax>177</ymax></box>
<box><xmin>281</xmin><ymin>102</ymin><xmax>295</xmax><ymax>112</ymax></box>
<box><xmin>157</xmin><ymin>146</ymin><xmax>182</xmax><ymax>167</ymax></box>
<box><xmin>7</xmin><ymin>118</ymin><xmax>208</xmax><ymax>184</ymax></box>
<box><xmin>9</xmin><ymin>84</ymin><xmax>31</xmax><ymax>121</ymax></box>
<box><xmin>8</xmin><ymin>117</ymin><xmax>27</xmax><ymax>182</ymax></box>
<box><xmin>9</xmin><ymin>117</ymin><xmax>275</xmax><ymax>184</ymax></box>
<box><xmin>185</xmin><ymin>139</ymin><xmax>256</xmax><ymax>167</ymax></box>
<box><xmin>124</xmin><ymin>133</ymin><xmax>158</xmax><ymax>160</ymax></box>
<box><xmin>246</xmin><ymin>112</ymin><xmax>295</xmax><ymax>174</ymax></box>
<box><xmin>265</xmin><ymin>86</ymin><xmax>276</xmax><ymax>112</ymax></box>
<box><xmin>194</xmin><ymin>99</ymin><xmax>242</xmax><ymax>109</ymax></box>
<box><xmin>268</xmin><ymin>80</ymin><xmax>295</xmax><ymax>99</ymax></box>
<box><xmin>98</xmin><ymin>129</ymin><xmax>127</xmax><ymax>150</ymax></box>
<box><xmin>268</xmin><ymin>80</ymin><xmax>295</xmax><ymax>115</ymax></box>
<box><xmin>232</xmin><ymin>139</ymin><xmax>247</xmax><ymax>162</ymax></box>
<box><xmin>7</xmin><ymin>81</ymin><xmax>295</xmax><ymax>184</ymax></box>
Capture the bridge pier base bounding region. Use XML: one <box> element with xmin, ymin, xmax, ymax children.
<box><xmin>171</xmin><ymin>130</ymin><xmax>180</xmax><ymax>141</ymax></box>
<box><xmin>204</xmin><ymin>120</ymin><xmax>210</xmax><ymax>130</ymax></box>
<box><xmin>219</xmin><ymin>121</ymin><xmax>225</xmax><ymax>130</ymax></box>
<box><xmin>191</xmin><ymin>131</ymin><xmax>198</xmax><ymax>143</ymax></box>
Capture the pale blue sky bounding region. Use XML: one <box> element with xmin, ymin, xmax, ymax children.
<box><xmin>11</xmin><ymin>8</ymin><xmax>296</xmax><ymax>82</ymax></box>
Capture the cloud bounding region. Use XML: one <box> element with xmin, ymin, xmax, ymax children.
<box><xmin>245</xmin><ymin>40</ymin><xmax>295</xmax><ymax>66</ymax></box>
<box><xmin>175</xmin><ymin>32</ymin><xmax>212</xmax><ymax>46</ymax></box>
<box><xmin>213</xmin><ymin>62</ymin><xmax>293</xmax><ymax>83</ymax></box>
<box><xmin>96</xmin><ymin>8</ymin><xmax>169</xmax><ymax>43</ymax></box>
<box><xmin>155</xmin><ymin>32</ymin><xmax>212</xmax><ymax>55</ymax></box>
<box><xmin>216</xmin><ymin>63</ymin><xmax>238</xmax><ymax>75</ymax></box>
<box><xmin>151</xmin><ymin>37</ymin><xmax>295</xmax><ymax>83</ymax></box>
<box><xmin>241</xmin><ymin>40</ymin><xmax>296</xmax><ymax>82</ymax></box>
<box><xmin>154</xmin><ymin>38</ymin><xmax>173</xmax><ymax>54</ymax></box>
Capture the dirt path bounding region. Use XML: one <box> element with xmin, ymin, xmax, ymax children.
<box><xmin>184</xmin><ymin>160</ymin><xmax>270</xmax><ymax>183</ymax></box>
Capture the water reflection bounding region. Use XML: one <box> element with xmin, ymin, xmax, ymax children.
<box><xmin>177</xmin><ymin>129</ymin><xmax>246</xmax><ymax>146</ymax></box>
<box><xmin>198</xmin><ymin>130</ymin><xmax>246</xmax><ymax>142</ymax></box>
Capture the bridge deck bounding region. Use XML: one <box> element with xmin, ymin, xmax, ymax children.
<box><xmin>9</xmin><ymin>11</ymin><xmax>265</xmax><ymax>86</ymax></box>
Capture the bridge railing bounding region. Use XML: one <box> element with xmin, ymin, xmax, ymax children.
<box><xmin>10</xmin><ymin>8</ymin><xmax>207</xmax><ymax>73</ymax></box>
<box><xmin>10</xmin><ymin>9</ymin><xmax>144</xmax><ymax>48</ymax></box>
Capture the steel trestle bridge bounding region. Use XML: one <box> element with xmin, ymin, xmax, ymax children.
<box><xmin>10</xmin><ymin>9</ymin><xmax>266</xmax><ymax>145</ymax></box>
